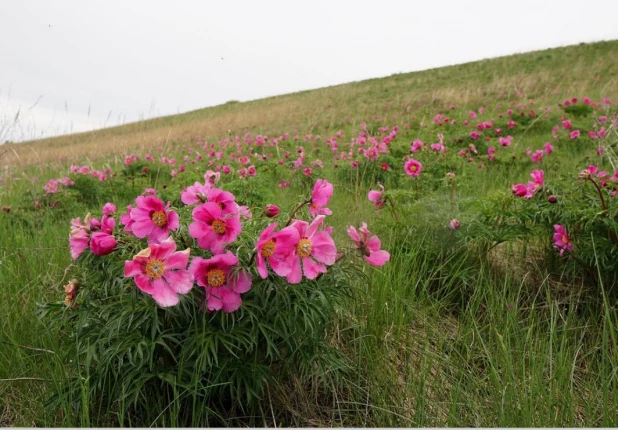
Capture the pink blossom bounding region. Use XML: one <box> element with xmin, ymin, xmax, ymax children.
<box><xmin>411</xmin><ymin>140</ymin><xmax>424</xmax><ymax>152</ymax></box>
<box><xmin>544</xmin><ymin>142</ymin><xmax>553</xmax><ymax>155</ymax></box>
<box><xmin>189</xmin><ymin>202</ymin><xmax>242</xmax><ymax>254</ymax></box>
<box><xmin>124</xmin><ymin>237</ymin><xmax>193</xmax><ymax>307</ymax></box>
<box><xmin>204</xmin><ymin>170</ymin><xmax>220</xmax><ymax>185</ymax></box>
<box><xmin>102</xmin><ymin>202</ymin><xmax>117</xmax><ymax>216</ymax></box>
<box><xmin>69</xmin><ymin>214</ymin><xmax>91</xmax><ymax>260</ymax></box>
<box><xmin>125</xmin><ymin>196</ymin><xmax>179</xmax><ymax>243</ymax></box>
<box><xmin>347</xmin><ymin>223</ymin><xmax>390</xmax><ymax>267</ymax></box>
<box><xmin>562</xmin><ymin>120</ymin><xmax>572</xmax><ymax>130</ymax></box>
<box><xmin>181</xmin><ymin>181</ymin><xmax>212</xmax><ymax>205</ymax></box>
<box><xmin>310</xmin><ymin>179</ymin><xmax>334</xmax><ymax>218</ymax></box>
<box><xmin>404</xmin><ymin>159</ymin><xmax>422</xmax><ymax>177</ymax></box>
<box><xmin>189</xmin><ymin>251</ymin><xmax>252</xmax><ymax>313</ymax></box>
<box><xmin>449</xmin><ymin>219</ymin><xmax>461</xmax><ymax>230</ymax></box>
<box><xmin>264</xmin><ymin>204</ymin><xmax>280</xmax><ymax>218</ymax></box>
<box><xmin>90</xmin><ymin>215</ymin><xmax>117</xmax><ymax>256</ymax></box>
<box><xmin>531</xmin><ymin>150</ymin><xmax>544</xmax><ymax>163</ymax></box>
<box><xmin>44</xmin><ymin>179</ymin><xmax>59</xmax><ymax>194</ymax></box>
<box><xmin>286</xmin><ymin>215</ymin><xmax>337</xmax><ymax>283</ymax></box>
<box><xmin>553</xmin><ymin>225</ymin><xmax>573</xmax><ymax>256</ymax></box>
<box><xmin>368</xmin><ymin>184</ymin><xmax>386</xmax><ymax>209</ymax></box>
<box><xmin>569</xmin><ymin>130</ymin><xmax>580</xmax><ymax>139</ymax></box>
<box><xmin>255</xmin><ymin>223</ymin><xmax>297</xmax><ymax>279</ymax></box>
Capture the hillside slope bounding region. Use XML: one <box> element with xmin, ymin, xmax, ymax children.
<box><xmin>2</xmin><ymin>40</ymin><xmax>617</xmax><ymax>167</ymax></box>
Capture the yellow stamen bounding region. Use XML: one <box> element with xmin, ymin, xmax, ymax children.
<box><xmin>207</xmin><ymin>269</ymin><xmax>226</xmax><ymax>287</ymax></box>
<box><xmin>562</xmin><ymin>234</ymin><xmax>568</xmax><ymax>244</ymax></box>
<box><xmin>296</xmin><ymin>238</ymin><xmax>312</xmax><ymax>258</ymax></box>
<box><xmin>211</xmin><ymin>219</ymin><xmax>226</xmax><ymax>234</ymax></box>
<box><xmin>261</xmin><ymin>239</ymin><xmax>276</xmax><ymax>258</ymax></box>
<box><xmin>145</xmin><ymin>259</ymin><xmax>166</xmax><ymax>279</ymax></box>
<box><xmin>151</xmin><ymin>210</ymin><xmax>167</xmax><ymax>227</ymax></box>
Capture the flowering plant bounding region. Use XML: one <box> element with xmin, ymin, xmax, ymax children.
<box><xmin>44</xmin><ymin>177</ymin><xmax>389</xmax><ymax>423</ymax></box>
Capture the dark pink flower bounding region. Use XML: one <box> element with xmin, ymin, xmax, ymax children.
<box><xmin>124</xmin><ymin>237</ymin><xmax>193</xmax><ymax>307</ymax></box>
<box><xmin>264</xmin><ymin>204</ymin><xmax>280</xmax><ymax>218</ymax></box>
<box><xmin>189</xmin><ymin>202</ymin><xmax>242</xmax><ymax>254</ymax></box>
<box><xmin>347</xmin><ymin>223</ymin><xmax>390</xmax><ymax>266</ymax></box>
<box><xmin>310</xmin><ymin>179</ymin><xmax>334</xmax><ymax>218</ymax></box>
<box><xmin>286</xmin><ymin>215</ymin><xmax>337</xmax><ymax>283</ymax></box>
<box><xmin>126</xmin><ymin>196</ymin><xmax>179</xmax><ymax>243</ymax></box>
<box><xmin>189</xmin><ymin>251</ymin><xmax>252</xmax><ymax>313</ymax></box>
<box><xmin>90</xmin><ymin>215</ymin><xmax>117</xmax><ymax>256</ymax></box>
<box><xmin>404</xmin><ymin>159</ymin><xmax>422</xmax><ymax>177</ymax></box>
<box><xmin>553</xmin><ymin>225</ymin><xmax>573</xmax><ymax>256</ymax></box>
<box><xmin>102</xmin><ymin>202</ymin><xmax>117</xmax><ymax>216</ymax></box>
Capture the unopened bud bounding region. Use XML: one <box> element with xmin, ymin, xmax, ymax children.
<box><xmin>264</xmin><ymin>204</ymin><xmax>280</xmax><ymax>218</ymax></box>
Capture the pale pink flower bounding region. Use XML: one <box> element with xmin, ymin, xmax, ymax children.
<box><xmin>255</xmin><ymin>223</ymin><xmax>297</xmax><ymax>279</ymax></box>
<box><xmin>69</xmin><ymin>214</ymin><xmax>91</xmax><ymax>260</ymax></box>
<box><xmin>368</xmin><ymin>184</ymin><xmax>386</xmax><ymax>209</ymax></box>
<box><xmin>124</xmin><ymin>237</ymin><xmax>193</xmax><ymax>307</ymax></box>
<box><xmin>181</xmin><ymin>181</ymin><xmax>212</xmax><ymax>205</ymax></box>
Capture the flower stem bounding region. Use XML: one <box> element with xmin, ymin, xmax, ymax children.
<box><xmin>587</xmin><ymin>177</ymin><xmax>607</xmax><ymax>211</ymax></box>
<box><xmin>285</xmin><ymin>199</ymin><xmax>311</xmax><ymax>227</ymax></box>
<box><xmin>387</xmin><ymin>197</ymin><xmax>399</xmax><ymax>221</ymax></box>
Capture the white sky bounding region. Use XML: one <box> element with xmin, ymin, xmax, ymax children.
<box><xmin>1</xmin><ymin>0</ymin><xmax>618</xmax><ymax>143</ymax></box>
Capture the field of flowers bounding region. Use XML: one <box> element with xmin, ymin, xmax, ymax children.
<box><xmin>1</xmin><ymin>41</ymin><xmax>618</xmax><ymax>426</ymax></box>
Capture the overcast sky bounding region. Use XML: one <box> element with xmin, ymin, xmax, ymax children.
<box><xmin>1</xmin><ymin>0</ymin><xmax>618</xmax><ymax>143</ymax></box>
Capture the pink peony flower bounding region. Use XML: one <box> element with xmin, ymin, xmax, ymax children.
<box><xmin>569</xmin><ymin>130</ymin><xmax>580</xmax><ymax>139</ymax></box>
<box><xmin>189</xmin><ymin>251</ymin><xmax>252</xmax><ymax>313</ymax></box>
<box><xmin>562</xmin><ymin>120</ymin><xmax>572</xmax><ymax>130</ymax></box>
<box><xmin>286</xmin><ymin>215</ymin><xmax>337</xmax><ymax>283</ymax></box>
<box><xmin>181</xmin><ymin>181</ymin><xmax>212</xmax><ymax>205</ymax></box>
<box><xmin>124</xmin><ymin>237</ymin><xmax>193</xmax><ymax>307</ymax></box>
<box><xmin>102</xmin><ymin>202</ymin><xmax>117</xmax><ymax>216</ymax></box>
<box><xmin>255</xmin><ymin>223</ymin><xmax>297</xmax><ymax>279</ymax></box>
<box><xmin>553</xmin><ymin>225</ymin><xmax>573</xmax><ymax>256</ymax></box>
<box><xmin>404</xmin><ymin>159</ymin><xmax>422</xmax><ymax>177</ymax></box>
<box><xmin>544</xmin><ymin>142</ymin><xmax>553</xmax><ymax>155</ymax></box>
<box><xmin>126</xmin><ymin>196</ymin><xmax>179</xmax><ymax>243</ymax></box>
<box><xmin>449</xmin><ymin>219</ymin><xmax>461</xmax><ymax>230</ymax></box>
<box><xmin>69</xmin><ymin>214</ymin><xmax>91</xmax><ymax>260</ymax></box>
<box><xmin>310</xmin><ymin>179</ymin><xmax>334</xmax><ymax>218</ymax></box>
<box><xmin>347</xmin><ymin>223</ymin><xmax>390</xmax><ymax>266</ymax></box>
<box><xmin>264</xmin><ymin>204</ymin><xmax>280</xmax><ymax>218</ymax></box>
<box><xmin>368</xmin><ymin>184</ymin><xmax>386</xmax><ymax>208</ymax></box>
<box><xmin>89</xmin><ymin>215</ymin><xmax>117</xmax><ymax>256</ymax></box>
<box><xmin>189</xmin><ymin>202</ymin><xmax>242</xmax><ymax>254</ymax></box>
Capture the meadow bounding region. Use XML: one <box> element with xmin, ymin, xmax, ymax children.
<box><xmin>1</xmin><ymin>40</ymin><xmax>618</xmax><ymax>426</ymax></box>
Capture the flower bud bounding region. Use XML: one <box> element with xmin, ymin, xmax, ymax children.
<box><xmin>264</xmin><ymin>204</ymin><xmax>280</xmax><ymax>218</ymax></box>
<box><xmin>548</xmin><ymin>195</ymin><xmax>557</xmax><ymax>204</ymax></box>
<box><xmin>449</xmin><ymin>219</ymin><xmax>461</xmax><ymax>230</ymax></box>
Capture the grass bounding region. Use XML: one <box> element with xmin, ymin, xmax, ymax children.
<box><xmin>1</xmin><ymin>39</ymin><xmax>618</xmax><ymax>426</ymax></box>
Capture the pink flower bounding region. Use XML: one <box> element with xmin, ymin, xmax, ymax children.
<box><xmin>90</xmin><ymin>215</ymin><xmax>117</xmax><ymax>256</ymax></box>
<box><xmin>189</xmin><ymin>202</ymin><xmax>242</xmax><ymax>254</ymax></box>
<box><xmin>264</xmin><ymin>204</ymin><xmax>280</xmax><ymax>218</ymax></box>
<box><xmin>124</xmin><ymin>237</ymin><xmax>193</xmax><ymax>307</ymax></box>
<box><xmin>530</xmin><ymin>169</ymin><xmax>544</xmax><ymax>187</ymax></box>
<box><xmin>544</xmin><ymin>142</ymin><xmax>553</xmax><ymax>155</ymax></box>
<box><xmin>449</xmin><ymin>219</ymin><xmax>461</xmax><ymax>230</ymax></box>
<box><xmin>181</xmin><ymin>181</ymin><xmax>212</xmax><ymax>205</ymax></box>
<box><xmin>69</xmin><ymin>214</ymin><xmax>91</xmax><ymax>260</ymax></box>
<box><xmin>347</xmin><ymin>223</ymin><xmax>390</xmax><ymax>267</ymax></box>
<box><xmin>302</xmin><ymin>167</ymin><xmax>313</xmax><ymax>177</ymax></box>
<box><xmin>44</xmin><ymin>179</ymin><xmax>59</xmax><ymax>194</ymax></box>
<box><xmin>189</xmin><ymin>251</ymin><xmax>252</xmax><ymax>313</ymax></box>
<box><xmin>569</xmin><ymin>130</ymin><xmax>580</xmax><ymax>139</ymax></box>
<box><xmin>531</xmin><ymin>150</ymin><xmax>544</xmax><ymax>163</ymax></box>
<box><xmin>286</xmin><ymin>215</ymin><xmax>337</xmax><ymax>283</ymax></box>
<box><xmin>553</xmin><ymin>225</ymin><xmax>573</xmax><ymax>256</ymax></box>
<box><xmin>404</xmin><ymin>159</ymin><xmax>422</xmax><ymax>177</ymax></box>
<box><xmin>126</xmin><ymin>196</ymin><xmax>179</xmax><ymax>243</ymax></box>
<box><xmin>255</xmin><ymin>223</ymin><xmax>297</xmax><ymax>279</ymax></box>
<box><xmin>247</xmin><ymin>165</ymin><xmax>257</xmax><ymax>176</ymax></box>
<box><xmin>102</xmin><ymin>202</ymin><xmax>117</xmax><ymax>216</ymax></box>
<box><xmin>411</xmin><ymin>139</ymin><xmax>424</xmax><ymax>152</ymax></box>
<box><xmin>310</xmin><ymin>179</ymin><xmax>334</xmax><ymax>218</ymax></box>
<box><xmin>368</xmin><ymin>184</ymin><xmax>386</xmax><ymax>208</ymax></box>
<box><xmin>204</xmin><ymin>170</ymin><xmax>220</xmax><ymax>185</ymax></box>
<box><xmin>562</xmin><ymin>120</ymin><xmax>572</xmax><ymax>130</ymax></box>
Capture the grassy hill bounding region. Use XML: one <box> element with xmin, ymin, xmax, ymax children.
<box><xmin>2</xmin><ymin>40</ymin><xmax>618</xmax><ymax>427</ymax></box>
<box><xmin>2</xmin><ymin>40</ymin><xmax>617</xmax><ymax>167</ymax></box>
